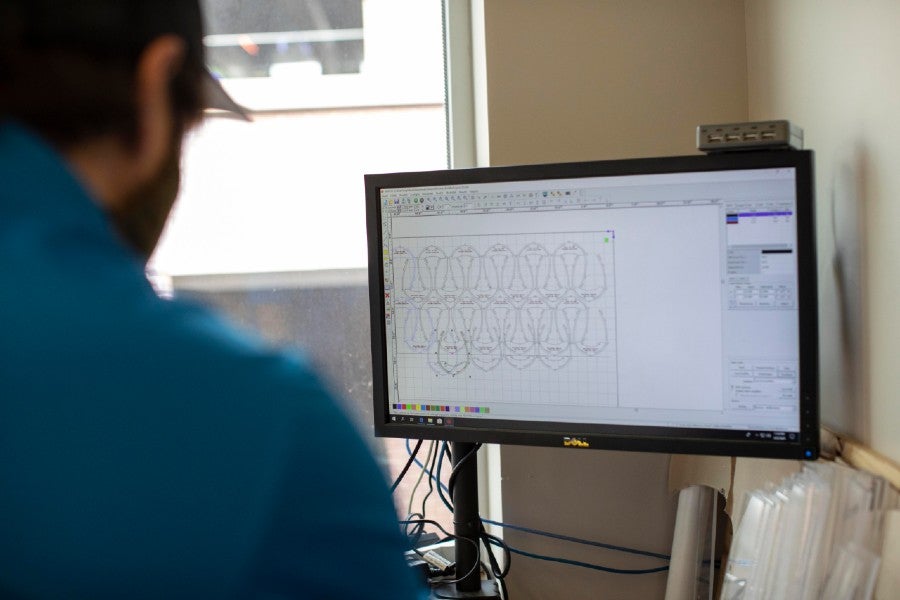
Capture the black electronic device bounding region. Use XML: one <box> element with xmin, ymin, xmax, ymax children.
<box><xmin>366</xmin><ymin>150</ymin><xmax>818</xmax><ymax>597</ymax></box>
<box><xmin>366</xmin><ymin>150</ymin><xmax>819</xmax><ymax>461</ymax></box>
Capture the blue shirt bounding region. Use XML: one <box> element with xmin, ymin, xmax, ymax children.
<box><xmin>0</xmin><ymin>122</ymin><xmax>424</xmax><ymax>599</ymax></box>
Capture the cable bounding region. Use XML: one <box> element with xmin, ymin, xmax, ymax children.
<box><xmin>400</xmin><ymin>518</ymin><xmax>482</xmax><ymax>585</ymax></box>
<box><xmin>479</xmin><ymin>524</ymin><xmax>511</xmax><ymax>599</ymax></box>
<box><xmin>435</xmin><ymin>442</ymin><xmax>454</xmax><ymax>512</ymax></box>
<box><xmin>409</xmin><ymin>444</ymin><xmax>508</xmax><ymax>596</ymax></box>
<box><xmin>420</xmin><ymin>439</ymin><xmax>441</xmax><ymax>518</ymax></box>
<box><xmin>406</xmin><ymin>441</ymin><xmax>435</xmax><ymax>518</ymax></box>
<box><xmin>403</xmin><ymin>440</ymin><xmax>670</xmax><ymax>564</ymax></box>
<box><xmin>445</xmin><ymin>444</ymin><xmax>511</xmax><ymax>597</ymax></box>
<box><xmin>479</xmin><ymin>526</ymin><xmax>511</xmax><ymax>579</ymax></box>
<box><xmin>447</xmin><ymin>442</ymin><xmax>481</xmax><ymax>500</ymax></box>
<box><xmin>403</xmin><ymin>511</ymin><xmax>426</xmax><ymax>546</ymax></box>
<box><xmin>406</xmin><ymin>439</ymin><xmax>451</xmax><ymax>492</ymax></box>
<box><xmin>391</xmin><ymin>439</ymin><xmax>423</xmax><ymax>493</ymax></box>
<box><xmin>403</xmin><ymin>438</ymin><xmax>453</xmax><ymax>512</ymax></box>
<box><xmin>401</xmin><ymin>442</ymin><xmax>665</xmax><ymax>589</ymax></box>
<box><xmin>487</xmin><ymin>538</ymin><xmax>669</xmax><ymax>575</ymax></box>
<box><xmin>404</xmin><ymin>437</ymin><xmax>430</xmax><ymax>472</ymax></box>
<box><xmin>481</xmin><ymin>519</ymin><xmax>671</xmax><ymax>561</ymax></box>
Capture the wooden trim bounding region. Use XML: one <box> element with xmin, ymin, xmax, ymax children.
<box><xmin>821</xmin><ymin>427</ymin><xmax>900</xmax><ymax>490</ymax></box>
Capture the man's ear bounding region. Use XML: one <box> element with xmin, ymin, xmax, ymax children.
<box><xmin>131</xmin><ymin>35</ymin><xmax>186</xmax><ymax>181</ymax></box>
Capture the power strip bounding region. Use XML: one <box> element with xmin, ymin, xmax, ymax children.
<box><xmin>697</xmin><ymin>120</ymin><xmax>803</xmax><ymax>153</ymax></box>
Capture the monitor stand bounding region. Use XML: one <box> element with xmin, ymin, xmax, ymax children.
<box><xmin>431</xmin><ymin>442</ymin><xmax>501</xmax><ymax>599</ymax></box>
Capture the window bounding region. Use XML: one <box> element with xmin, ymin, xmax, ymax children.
<box><xmin>148</xmin><ymin>0</ymin><xmax>452</xmax><ymax>522</ymax></box>
<box><xmin>152</xmin><ymin>0</ymin><xmax>447</xmax><ymax>277</ymax></box>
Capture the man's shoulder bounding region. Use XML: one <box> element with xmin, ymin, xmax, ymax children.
<box><xmin>138</xmin><ymin>291</ymin><xmax>331</xmax><ymax>405</ymax></box>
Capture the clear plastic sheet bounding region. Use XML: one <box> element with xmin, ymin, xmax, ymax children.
<box><xmin>721</xmin><ymin>489</ymin><xmax>782</xmax><ymax>600</ymax></box>
<box><xmin>820</xmin><ymin>543</ymin><xmax>881</xmax><ymax>600</ymax></box>
<box><xmin>720</xmin><ymin>462</ymin><xmax>892</xmax><ymax>600</ymax></box>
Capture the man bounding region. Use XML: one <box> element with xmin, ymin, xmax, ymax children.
<box><xmin>0</xmin><ymin>1</ymin><xmax>423</xmax><ymax>598</ymax></box>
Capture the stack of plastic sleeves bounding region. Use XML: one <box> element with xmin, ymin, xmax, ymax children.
<box><xmin>721</xmin><ymin>461</ymin><xmax>899</xmax><ymax>600</ymax></box>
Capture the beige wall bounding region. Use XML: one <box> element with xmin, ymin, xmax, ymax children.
<box><xmin>485</xmin><ymin>0</ymin><xmax>748</xmax><ymax>165</ymax></box>
<box><xmin>480</xmin><ymin>1</ymin><xmax>900</xmax><ymax>597</ymax></box>
<box><xmin>746</xmin><ymin>1</ymin><xmax>900</xmax><ymax>462</ymax></box>
<box><xmin>483</xmin><ymin>1</ymin><xmax>748</xmax><ymax>597</ymax></box>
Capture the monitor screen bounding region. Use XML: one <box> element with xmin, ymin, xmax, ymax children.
<box><xmin>366</xmin><ymin>151</ymin><xmax>818</xmax><ymax>459</ymax></box>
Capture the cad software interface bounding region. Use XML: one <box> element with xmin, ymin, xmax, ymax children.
<box><xmin>378</xmin><ymin>167</ymin><xmax>801</xmax><ymax>438</ymax></box>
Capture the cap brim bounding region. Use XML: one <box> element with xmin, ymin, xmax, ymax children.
<box><xmin>203</xmin><ymin>71</ymin><xmax>252</xmax><ymax>121</ymax></box>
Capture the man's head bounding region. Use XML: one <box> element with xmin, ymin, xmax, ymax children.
<box><xmin>0</xmin><ymin>0</ymin><xmax>208</xmax><ymax>149</ymax></box>
<box><xmin>0</xmin><ymin>0</ymin><xmax>242</xmax><ymax>259</ymax></box>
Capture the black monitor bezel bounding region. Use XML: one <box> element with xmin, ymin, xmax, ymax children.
<box><xmin>365</xmin><ymin>150</ymin><xmax>818</xmax><ymax>459</ymax></box>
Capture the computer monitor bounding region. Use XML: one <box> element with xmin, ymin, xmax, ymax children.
<box><xmin>366</xmin><ymin>150</ymin><xmax>818</xmax><ymax>460</ymax></box>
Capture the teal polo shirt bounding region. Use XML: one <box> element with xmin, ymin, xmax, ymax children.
<box><xmin>0</xmin><ymin>121</ymin><xmax>423</xmax><ymax>599</ymax></box>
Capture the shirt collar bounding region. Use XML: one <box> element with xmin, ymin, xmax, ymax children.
<box><xmin>0</xmin><ymin>120</ymin><xmax>111</xmax><ymax>229</ymax></box>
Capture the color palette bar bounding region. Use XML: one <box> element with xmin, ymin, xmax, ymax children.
<box><xmin>393</xmin><ymin>404</ymin><xmax>490</xmax><ymax>414</ymax></box>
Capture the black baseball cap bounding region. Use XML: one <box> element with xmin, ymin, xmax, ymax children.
<box><xmin>1</xmin><ymin>0</ymin><xmax>249</xmax><ymax>120</ymax></box>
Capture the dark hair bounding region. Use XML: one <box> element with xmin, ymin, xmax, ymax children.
<box><xmin>0</xmin><ymin>1</ymin><xmax>206</xmax><ymax>149</ymax></box>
